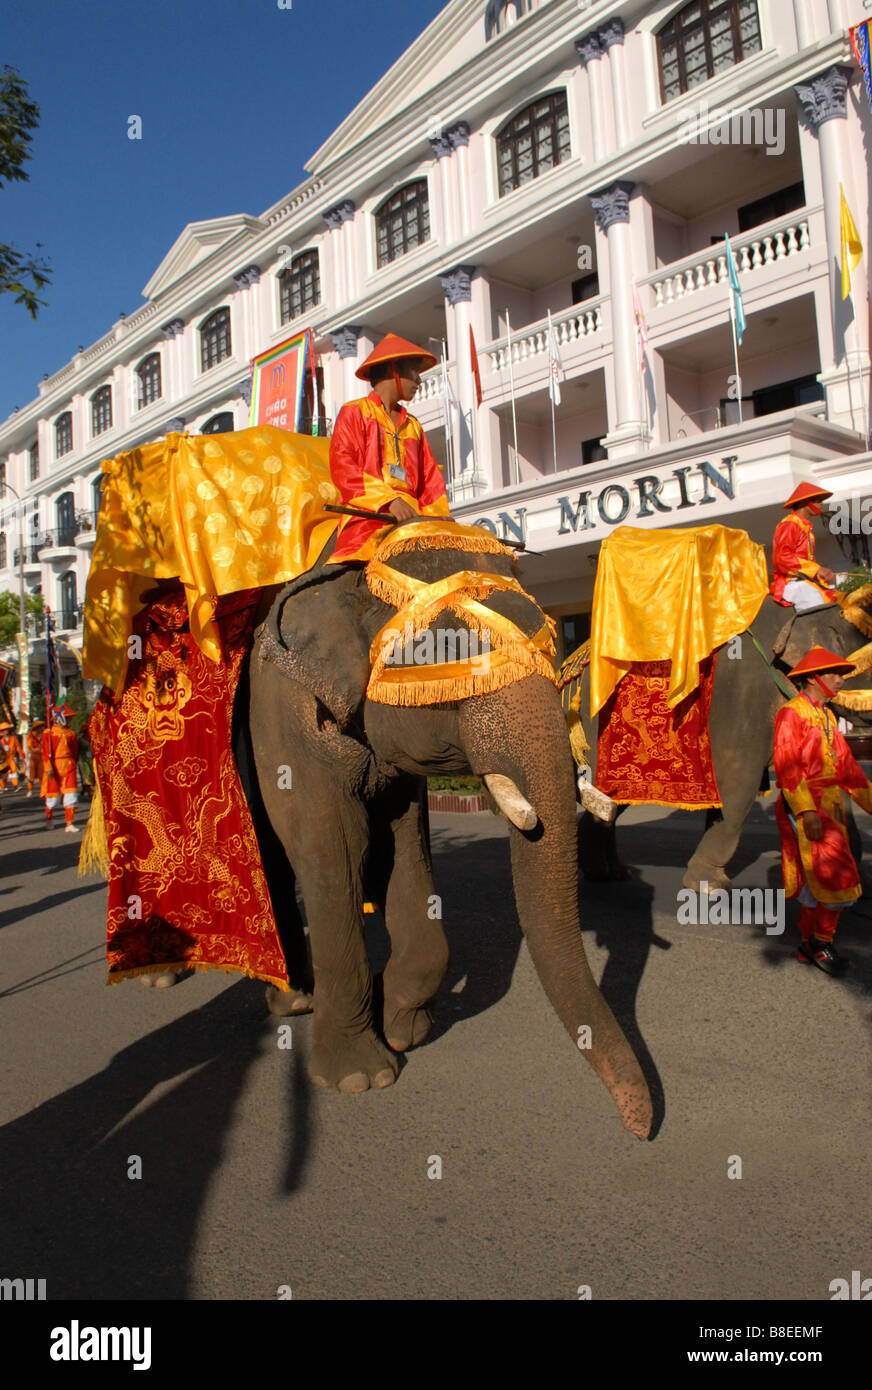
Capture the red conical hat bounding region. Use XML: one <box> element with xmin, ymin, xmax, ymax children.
<box><xmin>355</xmin><ymin>334</ymin><xmax>438</xmax><ymax>381</ymax></box>
<box><xmin>784</xmin><ymin>481</ymin><xmax>832</xmax><ymax>512</ymax></box>
<box><xmin>787</xmin><ymin>645</ymin><xmax>855</xmax><ymax>679</ymax></box>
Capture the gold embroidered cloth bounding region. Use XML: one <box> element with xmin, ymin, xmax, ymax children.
<box><xmin>589</xmin><ymin>524</ymin><xmax>768</xmax><ymax>715</ymax></box>
<box><xmin>83</xmin><ymin>426</ymin><xmax>339</xmax><ymax>694</ymax></box>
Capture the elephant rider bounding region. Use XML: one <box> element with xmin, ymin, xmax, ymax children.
<box><xmin>328</xmin><ymin>333</ymin><xmax>451</xmax><ymax>563</ymax></box>
<box><xmin>773</xmin><ymin>645</ymin><xmax>871</xmax><ymax>975</ymax></box>
<box><xmin>770</xmin><ymin>481</ymin><xmax>837</xmax><ymax>611</ymax></box>
<box><xmin>41</xmin><ymin>703</ymin><xmax>80</xmax><ymax>832</ymax></box>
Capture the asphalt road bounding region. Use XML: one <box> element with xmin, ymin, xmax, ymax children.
<box><xmin>1</xmin><ymin>786</ymin><xmax>871</xmax><ymax>1301</ymax></box>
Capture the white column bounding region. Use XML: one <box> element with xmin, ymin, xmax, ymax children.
<box><xmin>446</xmin><ymin>122</ymin><xmax>471</xmax><ymax>239</ymax></box>
<box><xmin>440</xmin><ymin>265</ymin><xmax>479</xmax><ymax>484</ymax></box>
<box><xmin>590</xmin><ymin>181</ymin><xmax>649</xmax><ymax>459</ymax></box>
<box><xmin>599</xmin><ymin>20</ymin><xmax>629</xmax><ymax>150</ymax></box>
<box><xmin>795</xmin><ymin>66</ymin><xmax>870</xmax><ymax>433</ymax></box>
<box><xmin>576</xmin><ymin>34</ymin><xmax>607</xmax><ymax>162</ymax></box>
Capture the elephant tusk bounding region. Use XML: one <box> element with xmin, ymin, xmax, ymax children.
<box><xmin>484</xmin><ymin>773</ymin><xmax>538</xmax><ymax>831</ymax></box>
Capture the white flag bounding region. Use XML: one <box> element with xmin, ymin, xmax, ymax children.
<box><xmin>546</xmin><ymin>310</ymin><xmax>564</xmax><ymax>407</ymax></box>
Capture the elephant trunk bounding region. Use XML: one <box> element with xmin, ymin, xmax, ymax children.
<box><xmin>459</xmin><ymin>677</ymin><xmax>653</xmax><ymax>1140</ymax></box>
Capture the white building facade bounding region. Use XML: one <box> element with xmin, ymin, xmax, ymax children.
<box><xmin>2</xmin><ymin>0</ymin><xmax>871</xmax><ymax>680</ymax></box>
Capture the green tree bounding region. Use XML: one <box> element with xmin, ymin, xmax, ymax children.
<box><xmin>0</xmin><ymin>65</ymin><xmax>50</xmax><ymax>318</ymax></box>
<box><xmin>0</xmin><ymin>588</ymin><xmax>43</xmax><ymax>646</ymax></box>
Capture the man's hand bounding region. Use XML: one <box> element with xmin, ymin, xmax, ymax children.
<box><xmin>801</xmin><ymin>810</ymin><xmax>824</xmax><ymax>842</ymax></box>
<box><xmin>817</xmin><ymin>566</ymin><xmax>836</xmax><ymax>586</ymax></box>
<box><xmin>389</xmin><ymin>499</ymin><xmax>417</xmax><ymax>523</ymax></box>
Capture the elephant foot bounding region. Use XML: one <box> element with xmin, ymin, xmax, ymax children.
<box><xmin>383</xmin><ymin>999</ymin><xmax>433</xmax><ymax>1053</ymax></box>
<box><xmin>309</xmin><ymin>1025</ymin><xmax>399</xmax><ymax>1094</ymax></box>
<box><xmin>265</xmin><ymin>984</ymin><xmax>313</xmax><ymax>1017</ymax></box>
<box><xmin>140</xmin><ymin>967</ymin><xmax>194</xmax><ymax>989</ymax></box>
<box><xmin>683</xmin><ymin>864</ymin><xmax>731</xmax><ymax>893</ymax></box>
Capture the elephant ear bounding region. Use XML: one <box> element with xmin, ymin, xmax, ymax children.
<box><xmin>771</xmin><ymin>612</ymin><xmax>805</xmax><ymax>670</ymax></box>
<box><xmin>259</xmin><ymin>567</ymin><xmax>375</xmax><ymax>731</ymax></box>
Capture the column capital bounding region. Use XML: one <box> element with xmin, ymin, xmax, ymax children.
<box><xmin>446</xmin><ymin>121</ymin><xmax>471</xmax><ymax>149</ymax></box>
<box><xmin>439</xmin><ymin>265</ymin><xmax>476</xmax><ymax>305</ymax></box>
<box><xmin>590</xmin><ymin>180</ymin><xmax>635</xmax><ymax>231</ymax></box>
<box><xmin>238</xmin><ymin>377</ymin><xmax>253</xmax><ymax>408</ymax></box>
<box><xmin>429</xmin><ymin>133</ymin><xmax>452</xmax><ymax>159</ymax></box>
<box><xmin>166</xmin><ymin>416</ymin><xmax>186</xmax><ymax>433</ymax></box>
<box><xmin>574</xmin><ymin>33</ymin><xmax>602</xmax><ymax>66</ymax></box>
<box><xmin>794</xmin><ymin>65</ymin><xmax>852</xmax><ymax>129</ymax></box>
<box><xmin>322</xmin><ymin>199</ymin><xmax>356</xmax><ymax>229</ymax></box>
<box><xmin>233</xmin><ymin>264</ymin><xmax>261</xmax><ymax>289</ymax></box>
<box><xmin>161</xmin><ymin>318</ymin><xmax>185</xmax><ymax>339</ymax></box>
<box><xmin>332</xmin><ymin>325</ymin><xmax>362</xmax><ymax>359</ymax></box>
<box><xmin>599</xmin><ymin>19</ymin><xmax>625</xmax><ymax>50</ymax></box>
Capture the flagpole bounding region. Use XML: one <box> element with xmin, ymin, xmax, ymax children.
<box><xmin>728</xmin><ymin>290</ymin><xmax>743</xmax><ymax>425</ymax></box>
<box><xmin>440</xmin><ymin>350</ymin><xmax>453</xmax><ymax>492</ymax></box>
<box><xmin>505</xmin><ymin>309</ymin><xmax>519</xmax><ymax>485</ymax></box>
<box><xmin>547</xmin><ymin>309</ymin><xmax>558</xmax><ymax>473</ymax></box>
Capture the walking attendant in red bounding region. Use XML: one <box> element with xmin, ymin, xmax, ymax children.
<box><xmin>773</xmin><ymin>646</ymin><xmax>872</xmax><ymax>974</ymax></box>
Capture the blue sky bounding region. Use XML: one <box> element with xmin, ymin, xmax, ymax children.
<box><xmin>0</xmin><ymin>0</ymin><xmax>446</xmax><ymax>421</ymax></box>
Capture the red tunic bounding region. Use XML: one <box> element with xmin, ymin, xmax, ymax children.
<box><xmin>40</xmin><ymin>725</ymin><xmax>79</xmax><ymax>797</ymax></box>
<box><xmin>773</xmin><ymin>693</ymin><xmax>872</xmax><ymax>904</ymax></box>
<box><xmin>327</xmin><ymin>391</ymin><xmax>449</xmax><ymax>563</ymax></box>
<box><xmin>769</xmin><ymin>514</ymin><xmax>836</xmax><ymax>606</ymax></box>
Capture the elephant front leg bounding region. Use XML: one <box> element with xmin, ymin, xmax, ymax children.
<box><xmin>684</xmin><ymin>747</ymin><xmax>765</xmax><ymax>891</ymax></box>
<box><xmin>377</xmin><ymin>782</ymin><xmax>449</xmax><ymax>1053</ymax></box>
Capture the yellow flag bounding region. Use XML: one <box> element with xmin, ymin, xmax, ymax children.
<box><xmin>840</xmin><ymin>184</ymin><xmax>863</xmax><ymax>300</ymax></box>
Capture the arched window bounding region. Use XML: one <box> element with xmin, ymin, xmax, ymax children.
<box><xmin>485</xmin><ymin>0</ymin><xmax>529</xmax><ymax>39</ymax></box>
<box><xmin>56</xmin><ymin>492</ymin><xmax>75</xmax><ymax>546</ymax></box>
<box><xmin>200</xmin><ymin>308</ymin><xmax>232</xmax><ymax>371</ymax></box>
<box><xmin>92</xmin><ymin>473</ymin><xmax>106</xmax><ymax>524</ymax></box>
<box><xmin>375</xmin><ymin>181</ymin><xmax>430</xmax><ymax>268</ymax></box>
<box><xmin>55</xmin><ymin>411</ymin><xmax>73</xmax><ymax>458</ymax></box>
<box><xmin>0</xmin><ymin>534</ymin><xmax>6</xmax><ymax>570</ymax></box>
<box><xmin>280</xmin><ymin>250</ymin><xmax>321</xmax><ymax>324</ymax></box>
<box><xmin>136</xmin><ymin>352</ymin><xmax>162</xmax><ymax>408</ymax></box>
<box><xmin>0</xmin><ymin>459</ymin><xmax>5</xmax><ymax>493</ymax></box>
<box><xmin>201</xmin><ymin>412</ymin><xmax>234</xmax><ymax>435</ymax></box>
<box><xmin>29</xmin><ymin>441</ymin><xmax>39</xmax><ymax>481</ymax></box>
<box><xmin>91</xmin><ymin>385</ymin><xmax>113</xmax><ymax>436</ymax></box>
<box><xmin>497</xmin><ymin>91</ymin><xmax>570</xmax><ymax>196</ymax></box>
<box><xmin>658</xmin><ymin>0</ymin><xmax>762</xmax><ymax>102</ymax></box>
<box><xmin>58</xmin><ymin>571</ymin><xmax>78</xmax><ymax>629</ymax></box>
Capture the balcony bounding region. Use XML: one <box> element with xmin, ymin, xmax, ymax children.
<box><xmin>54</xmin><ymin>604</ymin><xmax>84</xmax><ymax>634</ymax></box>
<box><xmin>642</xmin><ymin>209</ymin><xmax>816</xmax><ymax>311</ymax></box>
<box><xmin>484</xmin><ymin>299</ymin><xmax>605</xmax><ymax>379</ymax></box>
<box><xmin>75</xmin><ymin>510</ymin><xmax>99</xmax><ymax>547</ymax></box>
<box><xmin>14</xmin><ymin>545</ymin><xmax>45</xmax><ymax>570</ymax></box>
<box><xmin>37</xmin><ymin>529</ymin><xmax>78</xmax><ymax>562</ymax></box>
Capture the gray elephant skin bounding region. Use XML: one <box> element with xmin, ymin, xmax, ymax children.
<box><xmin>245</xmin><ymin>534</ymin><xmax>653</xmax><ymax>1140</ymax></box>
<box><xmin>575</xmin><ymin>595</ymin><xmax>872</xmax><ymax>890</ymax></box>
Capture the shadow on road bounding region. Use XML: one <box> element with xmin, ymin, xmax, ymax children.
<box><xmin>0</xmin><ymin>978</ymin><xmax>312</xmax><ymax>1298</ymax></box>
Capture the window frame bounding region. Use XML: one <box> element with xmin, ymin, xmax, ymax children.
<box><xmin>495</xmin><ymin>89</ymin><xmax>571</xmax><ymax>198</ymax></box>
<box><xmin>29</xmin><ymin>441</ymin><xmax>39</xmax><ymax>482</ymax></box>
<box><xmin>199</xmin><ymin>307</ymin><xmax>232</xmax><ymax>373</ymax></box>
<box><xmin>136</xmin><ymin>352</ymin><xmax>162</xmax><ymax>409</ymax></box>
<box><xmin>375</xmin><ymin>180</ymin><xmax>431</xmax><ymax>269</ymax></box>
<box><xmin>656</xmin><ymin>0</ymin><xmax>762</xmax><ymax>103</ymax></box>
<box><xmin>279</xmin><ymin>249</ymin><xmax>321</xmax><ymax>324</ymax></box>
<box><xmin>201</xmin><ymin>411</ymin><xmax>234</xmax><ymax>436</ymax></box>
<box><xmin>91</xmin><ymin>384</ymin><xmax>113</xmax><ymax>437</ymax></box>
<box><xmin>55</xmin><ymin>411</ymin><xmax>73</xmax><ymax>459</ymax></box>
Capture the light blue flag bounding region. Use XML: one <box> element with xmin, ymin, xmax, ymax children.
<box><xmin>724</xmin><ymin>234</ymin><xmax>746</xmax><ymax>345</ymax></box>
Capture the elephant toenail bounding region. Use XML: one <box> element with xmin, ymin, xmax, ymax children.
<box><xmin>338</xmin><ymin>1072</ymin><xmax>370</xmax><ymax>1094</ymax></box>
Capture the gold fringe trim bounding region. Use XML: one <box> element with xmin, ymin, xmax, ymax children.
<box><xmin>840</xmin><ymin>588</ymin><xmax>872</xmax><ymax>639</ymax></box>
<box><xmin>373</xmin><ymin>520</ymin><xmax>513</xmax><ymax>565</ymax></box>
<box><xmin>367</xmin><ymin>653</ymin><xmax>554</xmax><ymax>706</ymax></box>
<box><xmin>566</xmin><ymin>688</ymin><xmax>590</xmax><ymax>768</ymax></box>
<box><xmin>107</xmin><ymin>958</ymin><xmax>291</xmax><ymax>989</ymax></box>
<box><xmin>610</xmin><ymin>797</ymin><xmax>722</xmax><ymax>810</ymax></box>
<box><xmin>847</xmin><ymin>641</ymin><xmax>872</xmax><ymax>675</ymax></box>
<box><xmin>557</xmin><ymin>639</ymin><xmax>591</xmax><ymax>691</ymax></box>
<box><xmin>78</xmin><ymin>770</ymin><xmax>109</xmax><ymax>878</ymax></box>
<box><xmin>836</xmin><ymin>688</ymin><xmax>872</xmax><ymax>712</ymax></box>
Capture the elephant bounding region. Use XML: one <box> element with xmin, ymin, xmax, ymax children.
<box><xmin>243</xmin><ymin>524</ymin><xmax>654</xmax><ymax>1140</ymax></box>
<box><xmin>572</xmin><ymin>592</ymin><xmax>872</xmax><ymax>891</ymax></box>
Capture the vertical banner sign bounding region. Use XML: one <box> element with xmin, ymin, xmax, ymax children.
<box><xmin>16</xmin><ymin>631</ymin><xmax>30</xmax><ymax>728</ymax></box>
<box><xmin>249</xmin><ymin>330</ymin><xmax>310</xmax><ymax>431</ymax></box>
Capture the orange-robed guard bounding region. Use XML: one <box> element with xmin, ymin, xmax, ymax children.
<box><xmin>0</xmin><ymin>721</ymin><xmax>24</xmax><ymax>790</ymax></box>
<box><xmin>25</xmin><ymin>718</ymin><xmax>45</xmax><ymax>797</ymax></box>
<box><xmin>328</xmin><ymin>334</ymin><xmax>450</xmax><ymax>562</ymax></box>
<box><xmin>774</xmin><ymin>646</ymin><xmax>872</xmax><ymax>976</ymax></box>
<box><xmin>41</xmin><ymin>704</ymin><xmax>80</xmax><ymax>832</ymax></box>
<box><xmin>770</xmin><ymin>481</ymin><xmax>838</xmax><ymax>611</ymax></box>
